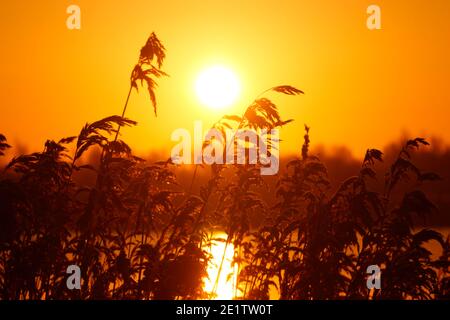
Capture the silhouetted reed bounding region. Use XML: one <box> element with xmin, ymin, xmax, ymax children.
<box><xmin>0</xmin><ymin>33</ymin><xmax>448</xmax><ymax>300</ymax></box>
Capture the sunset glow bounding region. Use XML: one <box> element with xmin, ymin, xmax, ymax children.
<box><xmin>1</xmin><ymin>2</ymin><xmax>450</xmax><ymax>156</ymax></box>
<box><xmin>0</xmin><ymin>0</ymin><xmax>449</xmax><ymax>304</ymax></box>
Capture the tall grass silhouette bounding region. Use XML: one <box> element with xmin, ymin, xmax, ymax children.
<box><xmin>0</xmin><ymin>33</ymin><xmax>448</xmax><ymax>300</ymax></box>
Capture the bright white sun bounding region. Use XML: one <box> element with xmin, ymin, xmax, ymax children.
<box><xmin>195</xmin><ymin>66</ymin><xmax>240</xmax><ymax>109</ymax></box>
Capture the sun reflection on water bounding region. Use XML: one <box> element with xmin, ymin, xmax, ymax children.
<box><xmin>203</xmin><ymin>234</ymin><xmax>238</xmax><ymax>300</ymax></box>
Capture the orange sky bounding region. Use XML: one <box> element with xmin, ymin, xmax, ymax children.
<box><xmin>1</xmin><ymin>1</ymin><xmax>449</xmax><ymax>159</ymax></box>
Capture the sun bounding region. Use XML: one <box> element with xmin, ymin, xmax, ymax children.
<box><xmin>195</xmin><ymin>66</ymin><xmax>240</xmax><ymax>109</ymax></box>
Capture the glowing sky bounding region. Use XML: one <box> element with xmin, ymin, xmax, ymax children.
<box><xmin>1</xmin><ymin>1</ymin><xmax>449</xmax><ymax>158</ymax></box>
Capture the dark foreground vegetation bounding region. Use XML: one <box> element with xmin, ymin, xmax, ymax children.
<box><xmin>0</xmin><ymin>33</ymin><xmax>448</xmax><ymax>300</ymax></box>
